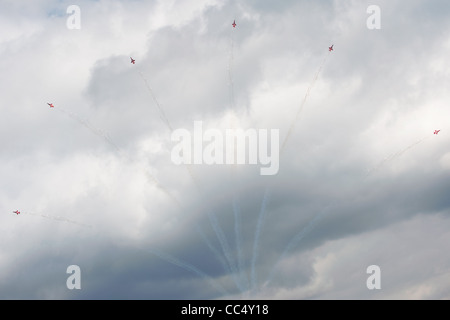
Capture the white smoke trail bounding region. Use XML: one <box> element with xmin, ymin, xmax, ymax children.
<box><xmin>232</xmin><ymin>192</ymin><xmax>249</xmax><ymax>291</ymax></box>
<box><xmin>281</xmin><ymin>53</ymin><xmax>329</xmax><ymax>153</ymax></box>
<box><xmin>228</xmin><ymin>26</ymin><xmax>236</xmax><ymax>112</ymax></box>
<box><xmin>137</xmin><ymin>66</ymin><xmax>243</xmax><ymax>291</ymax></box>
<box><xmin>52</xmin><ymin>105</ymin><xmax>181</xmax><ymax>207</ymax></box>
<box><xmin>135</xmin><ymin>70</ymin><xmax>224</xmax><ymax>212</ymax></box>
<box><xmin>250</xmin><ymin>187</ymin><xmax>271</xmax><ymax>290</ymax></box>
<box><xmin>135</xmin><ymin>45</ymin><xmax>248</xmax><ymax>294</ymax></box>
<box><xmin>137</xmin><ymin>70</ymin><xmax>173</xmax><ymax>132</ymax></box>
<box><xmin>365</xmin><ymin>136</ymin><xmax>430</xmax><ymax>177</ymax></box>
<box><xmin>227</xmin><ymin>24</ymin><xmax>248</xmax><ymax>290</ymax></box>
<box><xmin>19</xmin><ymin>211</ymin><xmax>92</xmax><ymax>228</ymax></box>
<box><xmin>196</xmin><ymin>225</ymin><xmax>232</xmax><ymax>275</ymax></box>
<box><xmin>183</xmin><ymin>164</ymin><xmax>242</xmax><ymax>291</ymax></box>
<box><xmin>265</xmin><ymin>134</ymin><xmax>434</xmax><ymax>286</ymax></box>
<box><xmin>252</xmin><ymin>50</ymin><xmax>330</xmax><ymax>291</ymax></box>
<box><xmin>146</xmin><ymin>248</ymin><xmax>229</xmax><ymax>296</ymax></box>
<box><xmin>264</xmin><ymin>208</ymin><xmax>326</xmax><ymax>286</ymax></box>
<box><xmin>208</xmin><ymin>210</ymin><xmax>245</xmax><ymax>293</ymax></box>
<box><xmin>55</xmin><ymin>107</ymin><xmax>121</xmax><ymax>153</ymax></box>
<box><xmin>227</xmin><ymin>23</ymin><xmax>249</xmax><ymax>291</ymax></box>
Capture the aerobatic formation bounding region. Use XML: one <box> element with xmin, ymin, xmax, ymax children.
<box><xmin>10</xmin><ymin>16</ymin><xmax>442</xmax><ymax>299</ymax></box>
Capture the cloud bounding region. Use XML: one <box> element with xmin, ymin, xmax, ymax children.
<box><xmin>1</xmin><ymin>0</ymin><xmax>449</xmax><ymax>299</ymax></box>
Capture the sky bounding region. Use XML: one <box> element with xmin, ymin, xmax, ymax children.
<box><xmin>1</xmin><ymin>0</ymin><xmax>450</xmax><ymax>300</ymax></box>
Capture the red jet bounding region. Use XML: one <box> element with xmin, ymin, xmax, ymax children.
<box><xmin>130</xmin><ymin>57</ymin><xmax>135</xmax><ymax>64</ymax></box>
<box><xmin>434</xmin><ymin>130</ymin><xmax>441</xmax><ymax>135</ymax></box>
<box><xmin>13</xmin><ymin>210</ymin><xmax>20</xmax><ymax>215</ymax></box>
<box><xmin>47</xmin><ymin>103</ymin><xmax>54</xmax><ymax>108</ymax></box>
<box><xmin>232</xmin><ymin>20</ymin><xmax>236</xmax><ymax>28</ymax></box>
<box><xmin>329</xmin><ymin>44</ymin><xmax>334</xmax><ymax>52</ymax></box>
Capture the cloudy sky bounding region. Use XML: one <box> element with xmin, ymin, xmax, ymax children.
<box><xmin>1</xmin><ymin>0</ymin><xmax>450</xmax><ymax>300</ymax></box>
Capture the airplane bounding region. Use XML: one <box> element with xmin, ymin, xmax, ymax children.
<box><xmin>329</xmin><ymin>44</ymin><xmax>334</xmax><ymax>52</ymax></box>
<box><xmin>47</xmin><ymin>103</ymin><xmax>54</xmax><ymax>108</ymax></box>
<box><xmin>130</xmin><ymin>57</ymin><xmax>135</xmax><ymax>64</ymax></box>
<box><xmin>232</xmin><ymin>20</ymin><xmax>236</xmax><ymax>28</ymax></box>
<box><xmin>434</xmin><ymin>130</ymin><xmax>441</xmax><ymax>135</ymax></box>
<box><xmin>13</xmin><ymin>210</ymin><xmax>20</xmax><ymax>215</ymax></box>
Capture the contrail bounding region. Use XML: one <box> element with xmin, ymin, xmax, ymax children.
<box><xmin>196</xmin><ymin>225</ymin><xmax>232</xmax><ymax>275</ymax></box>
<box><xmin>133</xmin><ymin>67</ymin><xmax>199</xmax><ymax>206</ymax></box>
<box><xmin>19</xmin><ymin>210</ymin><xmax>91</xmax><ymax>228</ymax></box>
<box><xmin>265</xmin><ymin>133</ymin><xmax>435</xmax><ymax>286</ymax></box>
<box><xmin>52</xmin><ymin>105</ymin><xmax>181</xmax><ymax>207</ymax></box>
<box><xmin>181</xmin><ymin>154</ymin><xmax>244</xmax><ymax>292</ymax></box>
<box><xmin>281</xmin><ymin>53</ymin><xmax>329</xmax><ymax>153</ymax></box>
<box><xmin>136</xmin><ymin>62</ymin><xmax>243</xmax><ymax>292</ymax></box>
<box><xmin>185</xmin><ymin>164</ymin><xmax>243</xmax><ymax>292</ymax></box>
<box><xmin>55</xmin><ymin>106</ymin><xmax>121</xmax><ymax>153</ymax></box>
<box><xmin>227</xmin><ymin>24</ymin><xmax>248</xmax><ymax>291</ymax></box>
<box><xmin>250</xmin><ymin>187</ymin><xmax>271</xmax><ymax>290</ymax></box>
<box><xmin>264</xmin><ymin>208</ymin><xmax>326</xmax><ymax>286</ymax></box>
<box><xmin>135</xmin><ymin>51</ymin><xmax>248</xmax><ymax>294</ymax></box>
<box><xmin>232</xmin><ymin>190</ymin><xmax>249</xmax><ymax>291</ymax></box>
<box><xmin>365</xmin><ymin>135</ymin><xmax>430</xmax><ymax>177</ymax></box>
<box><xmin>228</xmin><ymin>25</ymin><xmax>236</xmax><ymax>112</ymax></box>
<box><xmin>208</xmin><ymin>210</ymin><xmax>245</xmax><ymax>293</ymax></box>
<box><xmin>137</xmin><ymin>70</ymin><xmax>173</xmax><ymax>132</ymax></box>
<box><xmin>146</xmin><ymin>248</ymin><xmax>229</xmax><ymax>296</ymax></box>
<box><xmin>136</xmin><ymin>65</ymin><xmax>219</xmax><ymax>214</ymax></box>
<box><xmin>253</xmin><ymin>50</ymin><xmax>330</xmax><ymax>291</ymax></box>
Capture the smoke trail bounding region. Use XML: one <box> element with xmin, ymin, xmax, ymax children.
<box><xmin>138</xmin><ymin>70</ymin><xmax>173</xmax><ymax>132</ymax></box>
<box><xmin>196</xmin><ymin>225</ymin><xmax>232</xmax><ymax>275</ymax></box>
<box><xmin>228</xmin><ymin>26</ymin><xmax>236</xmax><ymax>112</ymax></box>
<box><xmin>208</xmin><ymin>210</ymin><xmax>245</xmax><ymax>292</ymax></box>
<box><xmin>52</xmin><ymin>105</ymin><xmax>181</xmax><ymax>207</ymax></box>
<box><xmin>19</xmin><ymin>211</ymin><xmax>92</xmax><ymax>228</ymax></box>
<box><xmin>170</xmin><ymin>130</ymin><xmax>243</xmax><ymax>293</ymax></box>
<box><xmin>55</xmin><ymin>106</ymin><xmax>121</xmax><ymax>153</ymax></box>
<box><xmin>248</xmin><ymin>49</ymin><xmax>331</xmax><ymax>292</ymax></box>
<box><xmin>281</xmin><ymin>53</ymin><xmax>329</xmax><ymax>153</ymax></box>
<box><xmin>135</xmin><ymin>46</ymin><xmax>247</xmax><ymax>293</ymax></box>
<box><xmin>137</xmin><ymin>68</ymin><xmax>199</xmax><ymax>206</ymax></box>
<box><xmin>185</xmin><ymin>177</ymin><xmax>246</xmax><ymax>293</ymax></box>
<box><xmin>251</xmin><ymin>51</ymin><xmax>329</xmax><ymax>289</ymax></box>
<box><xmin>365</xmin><ymin>136</ymin><xmax>429</xmax><ymax>177</ymax></box>
<box><xmin>137</xmin><ymin>67</ymin><xmax>243</xmax><ymax>291</ymax></box>
<box><xmin>264</xmin><ymin>208</ymin><xmax>326</xmax><ymax>286</ymax></box>
<box><xmin>181</xmin><ymin>164</ymin><xmax>241</xmax><ymax>288</ymax></box>
<box><xmin>227</xmin><ymin>23</ymin><xmax>248</xmax><ymax>291</ymax></box>
<box><xmin>265</xmin><ymin>134</ymin><xmax>434</xmax><ymax>286</ymax></box>
<box><xmin>134</xmin><ymin>63</ymin><xmax>198</xmax><ymax>190</ymax></box>
<box><xmin>146</xmin><ymin>248</ymin><xmax>229</xmax><ymax>296</ymax></box>
<box><xmin>250</xmin><ymin>187</ymin><xmax>271</xmax><ymax>290</ymax></box>
<box><xmin>135</xmin><ymin>66</ymin><xmax>207</xmax><ymax>210</ymax></box>
<box><xmin>232</xmin><ymin>191</ymin><xmax>249</xmax><ymax>291</ymax></box>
